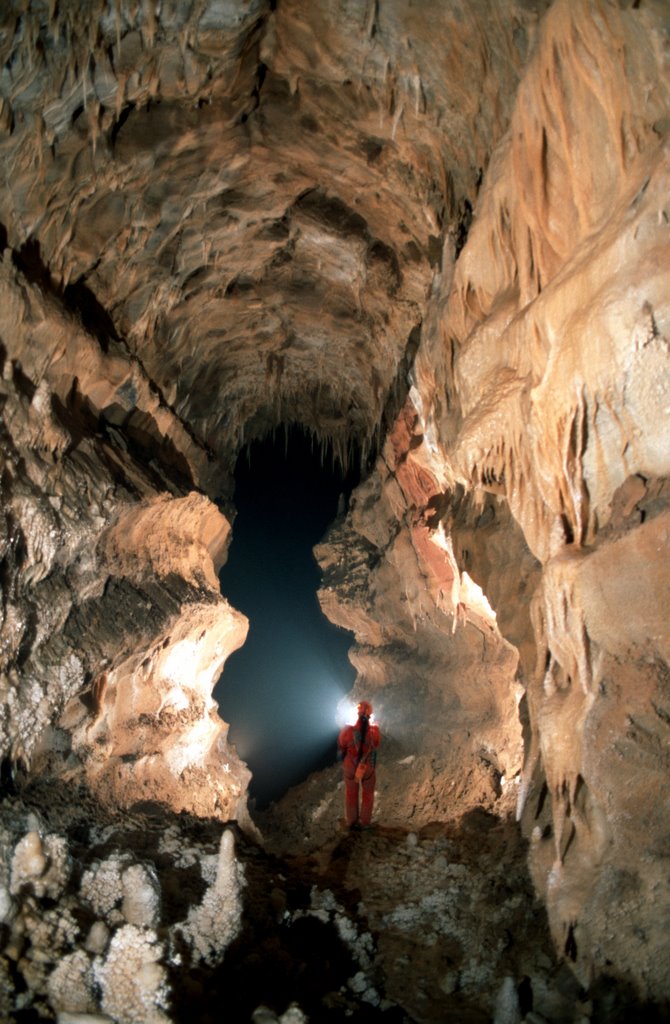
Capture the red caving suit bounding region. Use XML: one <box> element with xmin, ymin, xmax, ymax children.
<box><xmin>338</xmin><ymin>715</ymin><xmax>381</xmax><ymax>827</ymax></box>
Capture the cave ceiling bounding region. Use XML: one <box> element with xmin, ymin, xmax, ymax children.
<box><xmin>0</xmin><ymin>0</ymin><xmax>543</xmax><ymax>470</ymax></box>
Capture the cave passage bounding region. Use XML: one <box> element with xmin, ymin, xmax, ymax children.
<box><xmin>215</xmin><ymin>427</ymin><xmax>360</xmax><ymax>808</ymax></box>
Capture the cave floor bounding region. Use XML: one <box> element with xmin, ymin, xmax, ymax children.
<box><xmin>3</xmin><ymin>782</ymin><xmax>607</xmax><ymax>1024</ymax></box>
<box><xmin>227</xmin><ymin>812</ymin><xmax>580</xmax><ymax>1024</ymax></box>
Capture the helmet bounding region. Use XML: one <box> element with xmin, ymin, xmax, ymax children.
<box><xmin>357</xmin><ymin>700</ymin><xmax>373</xmax><ymax>718</ymax></box>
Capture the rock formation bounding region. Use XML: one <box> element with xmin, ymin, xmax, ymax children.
<box><xmin>0</xmin><ymin>0</ymin><xmax>669</xmax><ymax>1020</ymax></box>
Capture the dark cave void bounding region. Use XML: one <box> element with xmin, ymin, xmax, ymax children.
<box><xmin>215</xmin><ymin>427</ymin><xmax>360</xmax><ymax>809</ymax></box>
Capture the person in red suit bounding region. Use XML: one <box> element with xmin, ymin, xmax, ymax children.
<box><xmin>337</xmin><ymin>700</ymin><xmax>381</xmax><ymax>830</ymax></box>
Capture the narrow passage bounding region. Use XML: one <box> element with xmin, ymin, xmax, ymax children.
<box><xmin>215</xmin><ymin>427</ymin><xmax>359</xmax><ymax>808</ymax></box>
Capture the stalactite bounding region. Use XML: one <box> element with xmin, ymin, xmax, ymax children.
<box><xmin>391</xmin><ymin>98</ymin><xmax>404</xmax><ymax>141</ymax></box>
<box><xmin>365</xmin><ymin>0</ymin><xmax>377</xmax><ymax>41</ymax></box>
<box><xmin>114</xmin><ymin>73</ymin><xmax>127</xmax><ymax>121</ymax></box>
<box><xmin>48</xmin><ymin>0</ymin><xmax>59</xmax><ymax>38</ymax></box>
<box><xmin>142</xmin><ymin>0</ymin><xmax>158</xmax><ymax>51</ymax></box>
<box><xmin>561</xmin><ymin>386</ymin><xmax>589</xmax><ymax>546</ymax></box>
<box><xmin>115</xmin><ymin>0</ymin><xmax>123</xmax><ymax>55</ymax></box>
<box><xmin>24</xmin><ymin>13</ymin><xmax>35</xmax><ymax>74</ymax></box>
<box><xmin>82</xmin><ymin>54</ymin><xmax>90</xmax><ymax>112</ymax></box>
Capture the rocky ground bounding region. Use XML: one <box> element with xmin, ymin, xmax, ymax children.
<box><xmin>0</xmin><ymin>768</ymin><xmax>630</xmax><ymax>1024</ymax></box>
<box><xmin>252</xmin><ymin>774</ymin><xmax>581</xmax><ymax>1024</ymax></box>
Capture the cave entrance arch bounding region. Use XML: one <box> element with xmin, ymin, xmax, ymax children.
<box><xmin>215</xmin><ymin>426</ymin><xmax>360</xmax><ymax>809</ymax></box>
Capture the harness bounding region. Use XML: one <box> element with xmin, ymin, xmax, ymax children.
<box><xmin>350</xmin><ymin>725</ymin><xmax>377</xmax><ymax>769</ymax></box>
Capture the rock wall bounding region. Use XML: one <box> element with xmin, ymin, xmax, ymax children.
<box><xmin>316</xmin><ymin>402</ymin><xmax>528</xmax><ymax>830</ymax></box>
<box><xmin>444</xmin><ymin>1</ymin><xmax>670</xmax><ymax>1000</ymax></box>
<box><xmin>0</xmin><ymin>257</ymin><xmax>252</xmax><ymax>825</ymax></box>
<box><xmin>315</xmin><ymin>0</ymin><xmax>670</xmax><ymax>1004</ymax></box>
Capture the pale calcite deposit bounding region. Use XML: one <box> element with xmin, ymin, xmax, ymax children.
<box><xmin>93</xmin><ymin>924</ymin><xmax>170</xmax><ymax>1024</ymax></box>
<box><xmin>175</xmin><ymin>828</ymin><xmax>245</xmax><ymax>966</ymax></box>
<box><xmin>0</xmin><ymin>803</ymin><xmax>253</xmax><ymax>1024</ymax></box>
<box><xmin>47</xmin><ymin>949</ymin><xmax>98</xmax><ymax>1016</ymax></box>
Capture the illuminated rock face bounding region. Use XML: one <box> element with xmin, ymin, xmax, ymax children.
<box><xmin>0</xmin><ymin>261</ymin><xmax>251</xmax><ymax>824</ymax></box>
<box><xmin>0</xmin><ymin>0</ymin><xmax>669</xmax><ymax>1017</ymax></box>
<box><xmin>315</xmin><ymin>404</ymin><xmax>529</xmax><ymax>830</ymax></box>
<box><xmin>312</xmin><ymin>0</ymin><xmax>670</xmax><ymax>1003</ymax></box>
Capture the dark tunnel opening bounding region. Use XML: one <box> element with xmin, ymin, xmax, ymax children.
<box><xmin>215</xmin><ymin>426</ymin><xmax>361</xmax><ymax>809</ymax></box>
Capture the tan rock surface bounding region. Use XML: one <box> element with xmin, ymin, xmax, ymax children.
<box><xmin>0</xmin><ymin>248</ymin><xmax>251</xmax><ymax>827</ymax></box>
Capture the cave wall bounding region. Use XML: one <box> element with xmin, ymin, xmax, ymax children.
<box><xmin>317</xmin><ymin>0</ymin><xmax>670</xmax><ymax>1002</ymax></box>
<box><xmin>443</xmin><ymin>1</ymin><xmax>670</xmax><ymax>998</ymax></box>
<box><xmin>0</xmin><ymin>257</ymin><xmax>252</xmax><ymax>824</ymax></box>
<box><xmin>316</xmin><ymin>401</ymin><xmax>528</xmax><ymax>828</ymax></box>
